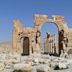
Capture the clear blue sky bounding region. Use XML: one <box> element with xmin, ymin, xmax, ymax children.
<box><xmin>0</xmin><ymin>0</ymin><xmax>72</xmax><ymax>42</ymax></box>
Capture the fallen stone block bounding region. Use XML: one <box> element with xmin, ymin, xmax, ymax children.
<box><xmin>59</xmin><ymin>62</ymin><xmax>68</xmax><ymax>69</ymax></box>
<box><xmin>14</xmin><ymin>63</ymin><xmax>32</xmax><ymax>72</ymax></box>
<box><xmin>37</xmin><ymin>65</ymin><xmax>50</xmax><ymax>72</ymax></box>
<box><xmin>0</xmin><ymin>63</ymin><xmax>5</xmax><ymax>71</ymax></box>
<box><xmin>33</xmin><ymin>58</ymin><xmax>39</xmax><ymax>65</ymax></box>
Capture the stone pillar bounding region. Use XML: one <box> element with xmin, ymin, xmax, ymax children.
<box><xmin>34</xmin><ymin>14</ymin><xmax>47</xmax><ymax>32</ymax></box>
<box><xmin>13</xmin><ymin>20</ymin><xmax>23</xmax><ymax>33</ymax></box>
<box><xmin>13</xmin><ymin>20</ymin><xmax>24</xmax><ymax>54</ymax></box>
<box><xmin>12</xmin><ymin>28</ymin><xmax>17</xmax><ymax>52</ymax></box>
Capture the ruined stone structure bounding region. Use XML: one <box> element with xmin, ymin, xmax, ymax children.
<box><xmin>12</xmin><ymin>14</ymin><xmax>72</xmax><ymax>55</ymax></box>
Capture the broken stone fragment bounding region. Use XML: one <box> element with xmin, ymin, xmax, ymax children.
<box><xmin>0</xmin><ymin>63</ymin><xmax>5</xmax><ymax>71</ymax></box>
<box><xmin>37</xmin><ymin>64</ymin><xmax>50</xmax><ymax>72</ymax></box>
<box><xmin>14</xmin><ymin>63</ymin><xmax>32</xmax><ymax>71</ymax></box>
<box><xmin>4</xmin><ymin>59</ymin><xmax>13</xmax><ymax>69</ymax></box>
<box><xmin>33</xmin><ymin>58</ymin><xmax>39</xmax><ymax>65</ymax></box>
<box><xmin>59</xmin><ymin>62</ymin><xmax>68</xmax><ymax>69</ymax></box>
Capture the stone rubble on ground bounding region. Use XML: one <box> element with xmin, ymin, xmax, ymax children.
<box><xmin>0</xmin><ymin>52</ymin><xmax>72</xmax><ymax>72</ymax></box>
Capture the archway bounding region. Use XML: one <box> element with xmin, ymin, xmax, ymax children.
<box><xmin>34</xmin><ymin>14</ymin><xmax>68</xmax><ymax>56</ymax></box>
<box><xmin>12</xmin><ymin>14</ymin><xmax>69</xmax><ymax>56</ymax></box>
<box><xmin>21</xmin><ymin>37</ymin><xmax>30</xmax><ymax>56</ymax></box>
<box><xmin>41</xmin><ymin>23</ymin><xmax>59</xmax><ymax>55</ymax></box>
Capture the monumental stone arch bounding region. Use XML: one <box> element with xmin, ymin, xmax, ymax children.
<box><xmin>34</xmin><ymin>14</ymin><xmax>68</xmax><ymax>33</ymax></box>
<box><xmin>34</xmin><ymin>14</ymin><xmax>69</xmax><ymax>54</ymax></box>
<box><xmin>12</xmin><ymin>14</ymin><xmax>72</xmax><ymax>55</ymax></box>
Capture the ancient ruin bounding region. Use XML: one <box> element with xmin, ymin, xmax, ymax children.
<box><xmin>12</xmin><ymin>14</ymin><xmax>72</xmax><ymax>56</ymax></box>
<box><xmin>0</xmin><ymin>14</ymin><xmax>72</xmax><ymax>72</ymax></box>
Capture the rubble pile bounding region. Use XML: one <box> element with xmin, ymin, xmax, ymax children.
<box><xmin>0</xmin><ymin>52</ymin><xmax>72</xmax><ymax>72</ymax></box>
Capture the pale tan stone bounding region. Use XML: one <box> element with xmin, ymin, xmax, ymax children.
<box><xmin>11</xmin><ymin>14</ymin><xmax>72</xmax><ymax>55</ymax></box>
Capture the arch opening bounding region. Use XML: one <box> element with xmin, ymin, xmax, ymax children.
<box><xmin>41</xmin><ymin>23</ymin><xmax>59</xmax><ymax>55</ymax></box>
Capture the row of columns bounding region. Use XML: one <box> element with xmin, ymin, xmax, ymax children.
<box><xmin>43</xmin><ymin>33</ymin><xmax>57</xmax><ymax>54</ymax></box>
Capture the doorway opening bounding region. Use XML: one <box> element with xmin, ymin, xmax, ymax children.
<box><xmin>21</xmin><ymin>37</ymin><xmax>30</xmax><ymax>56</ymax></box>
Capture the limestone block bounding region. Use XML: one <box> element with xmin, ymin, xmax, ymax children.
<box><xmin>12</xmin><ymin>58</ymin><xmax>20</xmax><ymax>64</ymax></box>
<box><xmin>50</xmin><ymin>61</ymin><xmax>58</xmax><ymax>68</ymax></box>
<box><xmin>37</xmin><ymin>65</ymin><xmax>50</xmax><ymax>72</ymax></box>
<box><xmin>67</xmin><ymin>59</ymin><xmax>72</xmax><ymax>64</ymax></box>
<box><xmin>33</xmin><ymin>58</ymin><xmax>39</xmax><ymax>65</ymax></box>
<box><xmin>14</xmin><ymin>63</ymin><xmax>32</xmax><ymax>71</ymax></box>
<box><xmin>34</xmin><ymin>14</ymin><xmax>47</xmax><ymax>26</ymax></box>
<box><xmin>59</xmin><ymin>61</ymin><xmax>68</xmax><ymax>69</ymax></box>
<box><xmin>0</xmin><ymin>54</ymin><xmax>6</xmax><ymax>62</ymax></box>
<box><xmin>13</xmin><ymin>20</ymin><xmax>23</xmax><ymax>33</ymax></box>
<box><xmin>0</xmin><ymin>63</ymin><xmax>5</xmax><ymax>71</ymax></box>
<box><xmin>39</xmin><ymin>58</ymin><xmax>45</xmax><ymax>64</ymax></box>
<box><xmin>52</xmin><ymin>15</ymin><xmax>64</xmax><ymax>22</ymax></box>
<box><xmin>4</xmin><ymin>59</ymin><xmax>13</xmax><ymax>69</ymax></box>
<box><xmin>12</xmin><ymin>54</ymin><xmax>21</xmax><ymax>64</ymax></box>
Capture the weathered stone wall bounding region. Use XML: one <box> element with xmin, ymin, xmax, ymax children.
<box><xmin>13</xmin><ymin>20</ymin><xmax>36</xmax><ymax>54</ymax></box>
<box><xmin>12</xmin><ymin>14</ymin><xmax>72</xmax><ymax>55</ymax></box>
<box><xmin>67</xmin><ymin>29</ymin><xmax>72</xmax><ymax>48</ymax></box>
